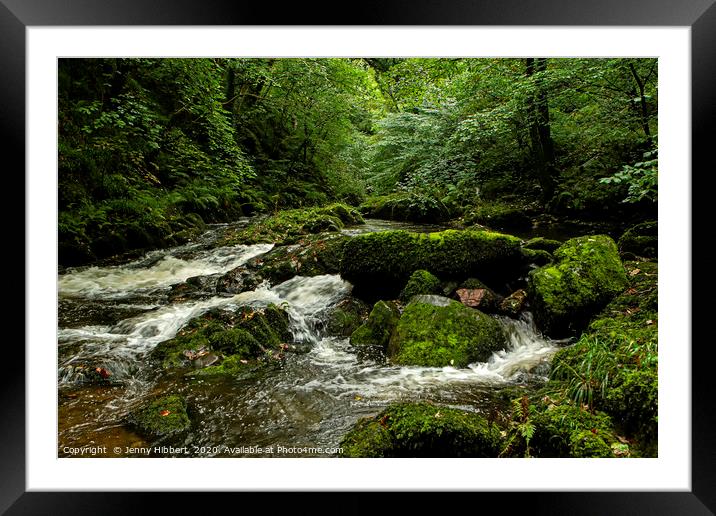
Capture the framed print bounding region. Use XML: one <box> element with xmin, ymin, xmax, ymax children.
<box><xmin>5</xmin><ymin>0</ymin><xmax>714</xmax><ymax>513</ymax></box>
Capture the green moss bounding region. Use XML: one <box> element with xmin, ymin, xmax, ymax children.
<box><xmin>463</xmin><ymin>201</ymin><xmax>532</xmax><ymax>231</ymax></box>
<box><xmin>521</xmin><ymin>248</ymin><xmax>553</xmax><ymax>266</ymax></box>
<box><xmin>192</xmin><ymin>354</ymin><xmax>263</xmax><ymax>378</ymax></box>
<box><xmin>545</xmin><ymin>259</ymin><xmax>657</xmax><ymax>456</ymax></box>
<box><xmin>359</xmin><ymin>193</ymin><xmax>451</xmax><ymax>222</ymax></box>
<box><xmin>151</xmin><ymin>304</ymin><xmax>290</xmax><ymax>373</ymax></box>
<box><xmin>226</xmin><ymin>203</ymin><xmax>363</xmax><ymax>245</ymax></box>
<box><xmin>349</xmin><ymin>301</ymin><xmax>400</xmax><ymax>361</ymax></box>
<box><xmin>399</xmin><ymin>269</ymin><xmax>442</xmax><ymax>302</ymax></box>
<box><xmin>340</xmin><ymin>402</ymin><xmax>502</xmax><ymax>457</ymax></box>
<box><xmin>530</xmin><ymin>402</ymin><xmax>618</xmax><ymax>458</ymax></box>
<box><xmin>208</xmin><ymin>328</ymin><xmax>261</xmax><ymax>356</ymax></box>
<box><xmin>618</xmin><ymin>221</ymin><xmax>657</xmax><ymax>258</ymax></box>
<box><xmin>388</xmin><ymin>298</ymin><xmax>506</xmax><ymax>367</ymax></box>
<box><xmin>326</xmin><ymin>298</ymin><xmax>370</xmax><ymax>337</ymax></box>
<box><xmin>341</xmin><ymin>229</ymin><xmax>523</xmax><ymax>300</ymax></box>
<box><xmin>604</xmin><ymin>368</ymin><xmax>658</xmax><ymax>450</ymax></box>
<box><xmin>528</xmin><ymin>235</ymin><xmax>628</xmax><ymax>337</ymax></box>
<box><xmin>129</xmin><ymin>395</ymin><xmax>190</xmax><ymax>438</ymax></box>
<box><xmin>523</xmin><ymin>237</ymin><xmax>563</xmax><ymax>253</ymax></box>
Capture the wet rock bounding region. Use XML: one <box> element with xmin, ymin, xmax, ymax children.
<box><xmin>499</xmin><ymin>289</ymin><xmax>527</xmax><ymax>316</ymax></box>
<box><xmin>151</xmin><ymin>304</ymin><xmax>291</xmax><ymax>373</ymax></box>
<box><xmin>325</xmin><ymin>297</ymin><xmax>371</xmax><ymax>337</ymax></box>
<box><xmin>387</xmin><ymin>297</ymin><xmax>507</xmax><ymax>367</ymax></box>
<box><xmin>216</xmin><ymin>266</ymin><xmax>263</xmax><ymax>294</ymax></box>
<box><xmin>216</xmin><ymin>233</ymin><xmax>349</xmax><ymax>294</ymax></box>
<box><xmin>349</xmin><ymin>301</ymin><xmax>400</xmax><ymax>362</ymax></box>
<box><xmin>128</xmin><ymin>394</ymin><xmax>191</xmax><ymax>438</ymax></box>
<box><xmin>528</xmin><ymin>235</ymin><xmax>628</xmax><ymax>337</ymax></box>
<box><xmin>454</xmin><ymin>278</ymin><xmax>502</xmax><ymax>313</ymax></box>
<box><xmin>340</xmin><ymin>402</ymin><xmax>502</xmax><ymax>457</ymax></box>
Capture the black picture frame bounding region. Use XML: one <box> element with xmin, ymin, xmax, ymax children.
<box><xmin>5</xmin><ymin>1</ymin><xmax>713</xmax><ymax>513</ymax></box>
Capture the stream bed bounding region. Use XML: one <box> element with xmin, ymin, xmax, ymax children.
<box><xmin>58</xmin><ymin>219</ymin><xmax>562</xmax><ymax>457</ymax></box>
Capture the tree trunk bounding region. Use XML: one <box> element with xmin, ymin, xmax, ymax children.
<box><xmin>525</xmin><ymin>58</ymin><xmax>557</xmax><ymax>202</ymax></box>
<box><xmin>627</xmin><ymin>61</ymin><xmax>652</xmax><ymax>143</ymax></box>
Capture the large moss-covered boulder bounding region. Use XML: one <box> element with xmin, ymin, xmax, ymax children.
<box><xmin>387</xmin><ymin>296</ymin><xmax>506</xmax><ymax>367</ymax></box>
<box><xmin>349</xmin><ymin>301</ymin><xmax>400</xmax><ymax>361</ymax></box>
<box><xmin>340</xmin><ymin>229</ymin><xmax>523</xmax><ymax>300</ymax></box>
<box><xmin>618</xmin><ymin>220</ymin><xmax>657</xmax><ymax>258</ymax></box>
<box><xmin>340</xmin><ymin>402</ymin><xmax>502</xmax><ymax>457</ymax></box>
<box><xmin>528</xmin><ymin>235</ymin><xmax>628</xmax><ymax>337</ymax></box>
<box><xmin>129</xmin><ymin>395</ymin><xmax>191</xmax><ymax>439</ymax></box>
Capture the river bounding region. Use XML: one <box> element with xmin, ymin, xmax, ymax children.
<box><xmin>57</xmin><ymin>219</ymin><xmax>562</xmax><ymax>457</ymax></box>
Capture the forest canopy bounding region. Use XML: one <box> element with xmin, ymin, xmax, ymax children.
<box><xmin>58</xmin><ymin>57</ymin><xmax>657</xmax><ymax>265</ymax></box>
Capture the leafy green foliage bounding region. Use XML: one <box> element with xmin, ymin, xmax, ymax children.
<box><xmin>600</xmin><ymin>145</ymin><xmax>658</xmax><ymax>203</ymax></box>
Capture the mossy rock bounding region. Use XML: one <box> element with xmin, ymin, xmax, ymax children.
<box><xmin>226</xmin><ymin>203</ymin><xmax>363</xmax><ymax>245</ymax></box>
<box><xmin>359</xmin><ymin>193</ymin><xmax>451</xmax><ymax>223</ymax></box>
<box><xmin>528</xmin><ymin>235</ymin><xmax>628</xmax><ymax>337</ymax></box>
<box><xmin>603</xmin><ymin>368</ymin><xmax>658</xmax><ymax>452</ymax></box>
<box><xmin>523</xmin><ymin>236</ymin><xmax>563</xmax><ymax>253</ymax></box>
<box><xmin>530</xmin><ymin>403</ymin><xmax>619</xmax><ymax>458</ymax></box>
<box><xmin>340</xmin><ymin>229</ymin><xmax>523</xmax><ymax>300</ymax></box>
<box><xmin>399</xmin><ymin>269</ymin><xmax>442</xmax><ymax>302</ymax></box>
<box><xmin>350</xmin><ymin>301</ymin><xmax>400</xmax><ymax>361</ymax></box>
<box><xmin>218</xmin><ymin>233</ymin><xmax>349</xmax><ymax>293</ymax></box>
<box><xmin>129</xmin><ymin>395</ymin><xmax>190</xmax><ymax>438</ymax></box>
<box><xmin>463</xmin><ymin>202</ymin><xmax>532</xmax><ymax>231</ymax></box>
<box><xmin>387</xmin><ymin>297</ymin><xmax>507</xmax><ymax>367</ymax></box>
<box><xmin>151</xmin><ymin>304</ymin><xmax>290</xmax><ymax>371</ymax></box>
<box><xmin>325</xmin><ymin>297</ymin><xmax>371</xmax><ymax>337</ymax></box>
<box><xmin>339</xmin><ymin>402</ymin><xmax>502</xmax><ymax>457</ymax></box>
<box><xmin>521</xmin><ymin>248</ymin><xmax>553</xmax><ymax>267</ymax></box>
<box><xmin>618</xmin><ymin>220</ymin><xmax>657</xmax><ymax>258</ymax></box>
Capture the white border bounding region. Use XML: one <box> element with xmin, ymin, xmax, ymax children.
<box><xmin>27</xmin><ymin>27</ymin><xmax>691</xmax><ymax>491</ymax></box>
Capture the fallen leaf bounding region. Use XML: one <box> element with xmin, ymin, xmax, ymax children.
<box><xmin>434</xmin><ymin>411</ymin><xmax>442</xmax><ymax>419</ymax></box>
<box><xmin>646</xmin><ymin>320</ymin><xmax>654</xmax><ymax>325</ymax></box>
<box><xmin>354</xmin><ymin>395</ymin><xmax>362</xmax><ymax>401</ymax></box>
<box><xmin>630</xmin><ymin>268</ymin><xmax>641</xmax><ymax>276</ymax></box>
<box><xmin>159</xmin><ymin>410</ymin><xmax>171</xmax><ymax>417</ymax></box>
<box><xmin>95</xmin><ymin>367</ymin><xmax>111</xmax><ymax>379</ymax></box>
<box><xmin>239</xmin><ymin>359</ymin><xmax>249</xmax><ymax>364</ymax></box>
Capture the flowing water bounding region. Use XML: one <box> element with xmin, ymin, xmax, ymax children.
<box><xmin>58</xmin><ymin>219</ymin><xmax>562</xmax><ymax>457</ymax></box>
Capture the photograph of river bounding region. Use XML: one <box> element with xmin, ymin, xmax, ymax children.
<box><xmin>57</xmin><ymin>57</ymin><xmax>658</xmax><ymax>458</ymax></box>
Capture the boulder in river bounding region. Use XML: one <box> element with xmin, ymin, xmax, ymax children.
<box><xmin>528</xmin><ymin>235</ymin><xmax>628</xmax><ymax>337</ymax></box>
<box><xmin>217</xmin><ymin>233</ymin><xmax>349</xmax><ymax>294</ymax></box>
<box><xmin>349</xmin><ymin>300</ymin><xmax>401</xmax><ymax>361</ymax></box>
<box><xmin>387</xmin><ymin>296</ymin><xmax>507</xmax><ymax>367</ymax></box>
<box><xmin>151</xmin><ymin>304</ymin><xmax>291</xmax><ymax>373</ymax></box>
<box><xmin>129</xmin><ymin>394</ymin><xmax>191</xmax><ymax>439</ymax></box>
<box><xmin>325</xmin><ymin>297</ymin><xmax>371</xmax><ymax>337</ymax></box>
<box><xmin>340</xmin><ymin>229</ymin><xmax>523</xmax><ymax>300</ymax></box>
<box><xmin>340</xmin><ymin>402</ymin><xmax>502</xmax><ymax>457</ymax></box>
